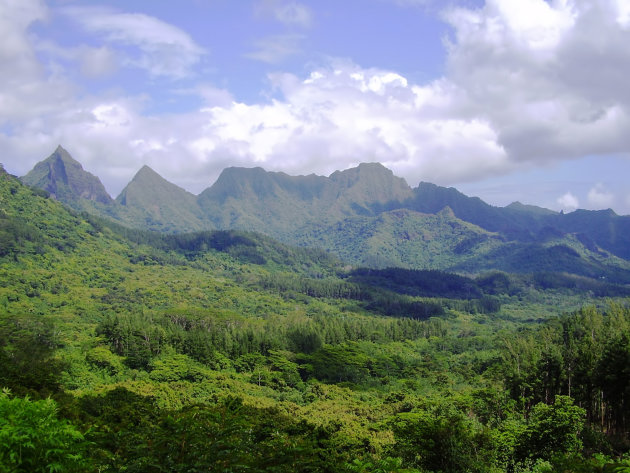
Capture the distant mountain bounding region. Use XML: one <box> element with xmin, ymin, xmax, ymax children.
<box><xmin>20</xmin><ymin>147</ymin><xmax>630</xmax><ymax>279</ymax></box>
<box><xmin>116</xmin><ymin>165</ymin><xmax>209</xmax><ymax>233</ymax></box>
<box><xmin>553</xmin><ymin>209</ymin><xmax>630</xmax><ymax>260</ymax></box>
<box><xmin>407</xmin><ymin>182</ymin><xmax>549</xmax><ymax>241</ymax></box>
<box><xmin>197</xmin><ymin>162</ymin><xmax>413</xmax><ymax>234</ymax></box>
<box><xmin>21</xmin><ymin>145</ymin><xmax>112</xmax><ymax>209</ymax></box>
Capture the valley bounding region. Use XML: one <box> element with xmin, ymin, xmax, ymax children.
<box><xmin>2</xmin><ymin>151</ymin><xmax>630</xmax><ymax>472</ymax></box>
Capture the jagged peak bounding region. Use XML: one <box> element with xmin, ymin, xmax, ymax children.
<box><xmin>49</xmin><ymin>145</ymin><xmax>80</xmax><ymax>165</ymax></box>
<box><xmin>134</xmin><ymin>164</ymin><xmax>160</xmax><ymax>177</ymax></box>
<box><xmin>22</xmin><ymin>146</ymin><xmax>112</xmax><ymax>204</ymax></box>
<box><xmin>127</xmin><ymin>165</ymin><xmax>181</xmax><ymax>187</ymax></box>
<box><xmin>329</xmin><ymin>162</ymin><xmax>410</xmax><ymax>191</ymax></box>
<box><xmin>118</xmin><ymin>163</ymin><xmax>195</xmax><ymax>204</ymax></box>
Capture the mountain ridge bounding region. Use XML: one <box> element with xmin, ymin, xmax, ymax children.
<box><xmin>20</xmin><ymin>147</ymin><xmax>630</xmax><ymax>271</ymax></box>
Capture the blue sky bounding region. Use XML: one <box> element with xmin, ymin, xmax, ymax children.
<box><xmin>1</xmin><ymin>0</ymin><xmax>630</xmax><ymax>215</ymax></box>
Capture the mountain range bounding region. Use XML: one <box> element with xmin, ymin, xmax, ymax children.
<box><xmin>20</xmin><ymin>146</ymin><xmax>630</xmax><ymax>279</ymax></box>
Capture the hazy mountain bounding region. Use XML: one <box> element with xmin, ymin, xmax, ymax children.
<box><xmin>21</xmin><ymin>147</ymin><xmax>630</xmax><ymax>274</ymax></box>
<box><xmin>21</xmin><ymin>145</ymin><xmax>112</xmax><ymax>209</ymax></box>
<box><xmin>115</xmin><ymin>165</ymin><xmax>209</xmax><ymax>233</ymax></box>
<box><xmin>197</xmin><ymin>166</ymin><xmax>326</xmax><ymax>233</ymax></box>
<box><xmin>197</xmin><ymin>162</ymin><xmax>413</xmax><ymax>236</ymax></box>
<box><xmin>406</xmin><ymin>182</ymin><xmax>551</xmax><ymax>241</ymax></box>
<box><xmin>552</xmin><ymin>208</ymin><xmax>630</xmax><ymax>260</ymax></box>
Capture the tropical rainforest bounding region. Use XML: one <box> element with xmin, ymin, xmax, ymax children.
<box><xmin>2</xmin><ymin>158</ymin><xmax>630</xmax><ymax>472</ymax></box>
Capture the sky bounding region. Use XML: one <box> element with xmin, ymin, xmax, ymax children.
<box><xmin>2</xmin><ymin>0</ymin><xmax>630</xmax><ymax>215</ymax></box>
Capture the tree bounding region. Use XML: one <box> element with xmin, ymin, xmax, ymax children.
<box><xmin>516</xmin><ymin>395</ymin><xmax>586</xmax><ymax>463</ymax></box>
<box><xmin>390</xmin><ymin>406</ymin><xmax>497</xmax><ymax>473</ymax></box>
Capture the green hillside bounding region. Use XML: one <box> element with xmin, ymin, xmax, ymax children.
<box><xmin>2</xmin><ymin>165</ymin><xmax>630</xmax><ymax>472</ymax></box>
<box><xmin>296</xmin><ymin>207</ymin><xmax>503</xmax><ymax>269</ymax></box>
<box><xmin>21</xmin><ymin>148</ymin><xmax>630</xmax><ymax>276</ymax></box>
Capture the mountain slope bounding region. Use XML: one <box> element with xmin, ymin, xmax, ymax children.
<box><xmin>21</xmin><ymin>145</ymin><xmax>112</xmax><ymax>208</ymax></box>
<box><xmin>407</xmin><ymin>182</ymin><xmax>551</xmax><ymax>241</ymax></box>
<box><xmin>551</xmin><ymin>209</ymin><xmax>630</xmax><ymax>260</ymax></box>
<box><xmin>20</xmin><ymin>147</ymin><xmax>630</xmax><ymax>272</ymax></box>
<box><xmin>295</xmin><ymin>207</ymin><xmax>503</xmax><ymax>269</ymax></box>
<box><xmin>4</xmin><ymin>161</ymin><xmax>630</xmax><ymax>473</ymax></box>
<box><xmin>197</xmin><ymin>162</ymin><xmax>414</xmax><ymax>237</ymax></box>
<box><xmin>115</xmin><ymin>165</ymin><xmax>209</xmax><ymax>233</ymax></box>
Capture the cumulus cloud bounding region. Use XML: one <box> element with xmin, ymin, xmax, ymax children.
<box><xmin>0</xmin><ymin>0</ymin><xmax>79</xmax><ymax>128</ymax></box>
<box><xmin>587</xmin><ymin>183</ymin><xmax>615</xmax><ymax>209</ymax></box>
<box><xmin>177</xmin><ymin>63</ymin><xmax>512</xmax><ymax>186</ymax></box>
<box><xmin>63</xmin><ymin>6</ymin><xmax>205</xmax><ymax>79</ymax></box>
<box><xmin>557</xmin><ymin>191</ymin><xmax>579</xmax><ymax>212</ymax></box>
<box><xmin>443</xmin><ymin>0</ymin><xmax>630</xmax><ymax>165</ymax></box>
<box><xmin>1</xmin><ymin>59</ymin><xmax>512</xmax><ymax>195</ymax></box>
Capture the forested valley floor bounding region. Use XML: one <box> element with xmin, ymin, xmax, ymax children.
<box><xmin>1</xmin><ymin>168</ymin><xmax>630</xmax><ymax>472</ymax></box>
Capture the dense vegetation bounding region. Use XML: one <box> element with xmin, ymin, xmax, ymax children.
<box><xmin>2</xmin><ymin>167</ymin><xmax>630</xmax><ymax>472</ymax></box>
<box><xmin>23</xmin><ymin>148</ymin><xmax>630</xmax><ymax>275</ymax></box>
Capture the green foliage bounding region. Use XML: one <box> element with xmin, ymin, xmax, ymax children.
<box><xmin>0</xmin><ymin>390</ymin><xmax>88</xmax><ymax>473</ymax></box>
<box><xmin>81</xmin><ymin>389</ymin><xmax>337</xmax><ymax>472</ymax></box>
<box><xmin>348</xmin><ymin>267</ymin><xmax>483</xmax><ymax>299</ymax></box>
<box><xmin>149</xmin><ymin>349</ymin><xmax>213</xmax><ymax>383</ymax></box>
<box><xmin>498</xmin><ymin>304</ymin><xmax>630</xmax><ymax>442</ymax></box>
<box><xmin>0</xmin><ymin>315</ymin><xmax>65</xmax><ymax>398</ymax></box>
<box><xmin>515</xmin><ymin>396</ymin><xmax>586</xmax><ymax>462</ymax></box>
<box><xmin>390</xmin><ymin>404</ymin><xmax>497</xmax><ymax>473</ymax></box>
<box><xmin>345</xmin><ymin>456</ymin><xmax>420</xmax><ymax>473</ymax></box>
<box><xmin>2</xmin><ymin>169</ymin><xmax>630</xmax><ymax>472</ymax></box>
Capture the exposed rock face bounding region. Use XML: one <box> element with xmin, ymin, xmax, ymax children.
<box><xmin>22</xmin><ymin>145</ymin><xmax>112</xmax><ymax>205</ymax></box>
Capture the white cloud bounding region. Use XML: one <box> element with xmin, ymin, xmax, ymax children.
<box><xmin>3</xmin><ymin>0</ymin><xmax>630</xmax><ymax>214</ymax></box>
<box><xmin>183</xmin><ymin>63</ymin><xmax>511</xmax><ymax>185</ymax></box>
<box><xmin>557</xmin><ymin>191</ymin><xmax>579</xmax><ymax>211</ymax></box>
<box><xmin>443</xmin><ymin>0</ymin><xmax>630</xmax><ymax>165</ymax></box>
<box><xmin>613</xmin><ymin>0</ymin><xmax>630</xmax><ymax>27</ymax></box>
<box><xmin>0</xmin><ymin>0</ymin><xmax>79</xmax><ymax>128</ymax></box>
<box><xmin>587</xmin><ymin>182</ymin><xmax>615</xmax><ymax>209</ymax></box>
<box><xmin>35</xmin><ymin>39</ymin><xmax>119</xmax><ymax>79</ymax></box>
<box><xmin>2</xmin><ymin>59</ymin><xmax>512</xmax><ymax>195</ymax></box>
<box><xmin>0</xmin><ymin>0</ymin><xmax>47</xmax><ymax>71</ymax></box>
<box><xmin>63</xmin><ymin>6</ymin><xmax>205</xmax><ymax>79</ymax></box>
